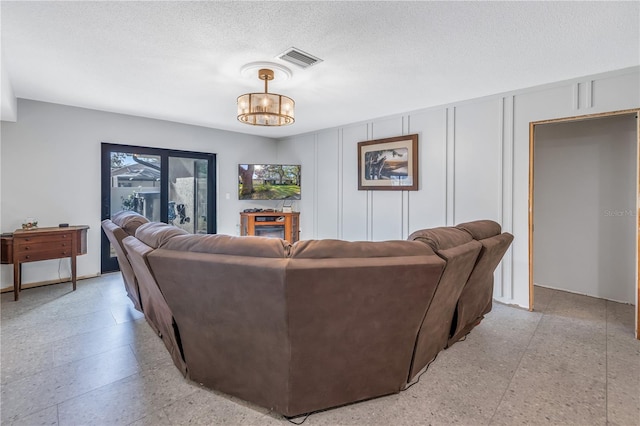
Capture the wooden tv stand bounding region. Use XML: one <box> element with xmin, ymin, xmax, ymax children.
<box><xmin>240</xmin><ymin>212</ymin><xmax>300</xmax><ymax>243</ymax></box>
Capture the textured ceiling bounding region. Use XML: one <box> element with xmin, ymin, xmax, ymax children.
<box><xmin>1</xmin><ymin>1</ymin><xmax>639</xmax><ymax>139</ymax></box>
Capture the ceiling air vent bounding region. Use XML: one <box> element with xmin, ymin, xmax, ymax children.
<box><xmin>278</xmin><ymin>47</ymin><xmax>323</xmax><ymax>69</ymax></box>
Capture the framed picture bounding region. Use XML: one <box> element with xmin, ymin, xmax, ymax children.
<box><xmin>357</xmin><ymin>134</ymin><xmax>419</xmax><ymax>191</ymax></box>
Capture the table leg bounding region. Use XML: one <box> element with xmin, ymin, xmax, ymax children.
<box><xmin>13</xmin><ymin>261</ymin><xmax>20</xmax><ymax>301</ymax></box>
<box><xmin>71</xmin><ymin>255</ymin><xmax>77</xmax><ymax>291</ymax></box>
<box><xmin>71</xmin><ymin>233</ymin><xmax>77</xmax><ymax>291</ymax></box>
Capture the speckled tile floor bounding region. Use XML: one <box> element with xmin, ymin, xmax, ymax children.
<box><xmin>1</xmin><ymin>274</ymin><xmax>638</xmax><ymax>425</ymax></box>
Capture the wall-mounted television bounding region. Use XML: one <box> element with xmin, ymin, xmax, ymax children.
<box><xmin>238</xmin><ymin>164</ymin><xmax>301</xmax><ymax>200</ymax></box>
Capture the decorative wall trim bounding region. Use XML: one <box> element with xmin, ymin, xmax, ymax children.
<box><xmin>403</xmin><ymin>115</ymin><xmax>410</xmax><ymax>239</ymax></box>
<box><xmin>587</xmin><ymin>80</ymin><xmax>594</xmax><ymax>109</ymax></box>
<box><xmin>446</xmin><ymin>107</ymin><xmax>456</xmax><ymax>226</ymax></box>
<box><xmin>313</xmin><ymin>133</ymin><xmax>319</xmax><ymax>238</ymax></box>
<box><xmin>366</xmin><ymin>123</ymin><xmax>373</xmax><ymax>240</ymax></box>
<box><xmin>501</xmin><ymin>95</ymin><xmax>516</xmax><ymax>301</ymax></box>
<box><xmin>575</xmin><ymin>80</ymin><xmax>595</xmax><ymax>110</ymax></box>
<box><xmin>338</xmin><ymin>128</ymin><xmax>344</xmax><ymax>239</ymax></box>
<box><xmin>498</xmin><ymin>98</ymin><xmax>506</xmax><ymax>299</ymax></box>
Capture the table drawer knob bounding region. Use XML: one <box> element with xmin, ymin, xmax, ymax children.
<box><xmin>25</xmin><ymin>255</ymin><xmax>30</xmax><ymax>259</ymax></box>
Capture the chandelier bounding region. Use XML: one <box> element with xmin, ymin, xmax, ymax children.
<box><xmin>237</xmin><ymin>68</ymin><xmax>295</xmax><ymax>126</ymax></box>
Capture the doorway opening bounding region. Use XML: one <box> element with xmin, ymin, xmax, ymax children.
<box><xmin>100</xmin><ymin>143</ymin><xmax>217</xmax><ymax>273</ymax></box>
<box><xmin>529</xmin><ymin>109</ymin><xmax>639</xmax><ymax>340</ymax></box>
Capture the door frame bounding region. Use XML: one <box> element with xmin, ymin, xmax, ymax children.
<box><xmin>528</xmin><ymin>108</ymin><xmax>640</xmax><ymax>340</ymax></box>
<box><xmin>100</xmin><ymin>143</ymin><xmax>217</xmax><ymax>273</ymax></box>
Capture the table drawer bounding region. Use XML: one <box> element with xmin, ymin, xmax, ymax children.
<box><xmin>17</xmin><ymin>248</ymin><xmax>74</xmax><ymax>263</ymax></box>
<box><xmin>15</xmin><ymin>233</ymin><xmax>74</xmax><ymax>245</ymax></box>
<box><xmin>17</xmin><ymin>240</ymin><xmax>73</xmax><ymax>252</ymax></box>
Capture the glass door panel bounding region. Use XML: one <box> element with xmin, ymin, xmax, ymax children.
<box><xmin>168</xmin><ymin>156</ymin><xmax>209</xmax><ymax>234</ymax></box>
<box><xmin>110</xmin><ymin>152</ymin><xmax>162</xmax><ymax>222</ymax></box>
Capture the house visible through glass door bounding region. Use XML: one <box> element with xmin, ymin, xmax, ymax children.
<box><xmin>109</xmin><ymin>152</ymin><xmax>162</xmax><ymax>222</ymax></box>
<box><xmin>101</xmin><ymin>143</ymin><xmax>216</xmax><ymax>273</ymax></box>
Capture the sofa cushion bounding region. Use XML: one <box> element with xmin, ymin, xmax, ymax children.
<box><xmin>456</xmin><ymin>220</ymin><xmax>501</xmax><ymax>240</ymax></box>
<box><xmin>135</xmin><ymin>222</ymin><xmax>189</xmax><ymax>249</ymax></box>
<box><xmin>291</xmin><ymin>239</ymin><xmax>436</xmax><ymax>258</ymax></box>
<box><xmin>160</xmin><ymin>234</ymin><xmax>290</xmax><ymax>258</ymax></box>
<box><xmin>111</xmin><ymin>211</ymin><xmax>149</xmax><ymax>236</ymax></box>
<box><xmin>407</xmin><ymin>227</ymin><xmax>472</xmax><ymax>251</ymax></box>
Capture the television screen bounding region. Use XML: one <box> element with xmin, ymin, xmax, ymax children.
<box><xmin>238</xmin><ymin>164</ymin><xmax>301</xmax><ymax>200</ymax></box>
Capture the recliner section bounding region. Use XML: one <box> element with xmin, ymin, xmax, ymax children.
<box><xmin>407</xmin><ymin>227</ymin><xmax>482</xmax><ymax>381</ymax></box>
<box><xmin>100</xmin><ymin>211</ymin><xmax>149</xmax><ymax>311</ymax></box>
<box><xmin>448</xmin><ymin>220</ymin><xmax>514</xmax><ymax>346</ymax></box>
<box><xmin>123</xmin><ymin>223</ymin><xmax>189</xmax><ymax>377</ymax></box>
<box><xmin>102</xmin><ymin>215</ymin><xmax>189</xmax><ymax>376</ymax></box>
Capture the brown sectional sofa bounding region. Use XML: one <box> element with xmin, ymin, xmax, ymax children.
<box><xmin>144</xmin><ymin>232</ymin><xmax>446</xmax><ymax>416</ymax></box>
<box><xmin>101</xmin><ymin>212</ymin><xmax>513</xmax><ymax>417</ymax></box>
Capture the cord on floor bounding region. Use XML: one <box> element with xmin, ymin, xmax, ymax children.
<box><xmin>285</xmin><ymin>413</ymin><xmax>311</xmax><ymax>425</ymax></box>
<box><xmin>404</xmin><ymin>351</ymin><xmax>439</xmax><ymax>391</ymax></box>
<box><xmin>404</xmin><ymin>331</ymin><xmax>472</xmax><ymax>391</ymax></box>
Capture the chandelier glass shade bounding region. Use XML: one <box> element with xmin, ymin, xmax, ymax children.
<box><xmin>237</xmin><ymin>69</ymin><xmax>295</xmax><ymax>126</ymax></box>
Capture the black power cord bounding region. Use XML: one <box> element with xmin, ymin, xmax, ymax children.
<box><xmin>285</xmin><ymin>413</ymin><xmax>311</xmax><ymax>425</ymax></box>
<box><xmin>404</xmin><ymin>351</ymin><xmax>439</xmax><ymax>391</ymax></box>
<box><xmin>404</xmin><ymin>331</ymin><xmax>472</xmax><ymax>391</ymax></box>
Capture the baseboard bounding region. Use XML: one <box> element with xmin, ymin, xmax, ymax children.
<box><xmin>0</xmin><ymin>273</ymin><xmax>101</xmax><ymax>293</ymax></box>
<box><xmin>534</xmin><ymin>283</ymin><xmax>635</xmax><ymax>305</ymax></box>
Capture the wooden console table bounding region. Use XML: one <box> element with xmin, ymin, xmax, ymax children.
<box><xmin>1</xmin><ymin>226</ymin><xmax>89</xmax><ymax>301</ymax></box>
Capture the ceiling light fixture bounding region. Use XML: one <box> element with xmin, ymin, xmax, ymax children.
<box><xmin>237</xmin><ymin>68</ymin><xmax>295</xmax><ymax>126</ymax></box>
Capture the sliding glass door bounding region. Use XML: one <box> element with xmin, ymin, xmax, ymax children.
<box><xmin>101</xmin><ymin>143</ymin><xmax>216</xmax><ymax>273</ymax></box>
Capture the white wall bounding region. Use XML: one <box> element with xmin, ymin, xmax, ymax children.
<box><xmin>534</xmin><ymin>115</ymin><xmax>637</xmax><ymax>303</ymax></box>
<box><xmin>0</xmin><ymin>99</ymin><xmax>277</xmax><ymax>289</ymax></box>
<box><xmin>2</xmin><ymin>68</ymin><xmax>638</xmax><ymax>306</ymax></box>
<box><xmin>278</xmin><ymin>66</ymin><xmax>640</xmax><ymax>309</ymax></box>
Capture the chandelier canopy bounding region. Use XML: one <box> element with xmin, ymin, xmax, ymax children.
<box><xmin>237</xmin><ymin>68</ymin><xmax>295</xmax><ymax>127</ymax></box>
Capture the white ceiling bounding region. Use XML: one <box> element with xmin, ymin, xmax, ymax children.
<box><xmin>1</xmin><ymin>1</ymin><xmax>639</xmax><ymax>139</ymax></box>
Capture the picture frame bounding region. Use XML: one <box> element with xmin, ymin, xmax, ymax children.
<box><xmin>357</xmin><ymin>134</ymin><xmax>419</xmax><ymax>191</ymax></box>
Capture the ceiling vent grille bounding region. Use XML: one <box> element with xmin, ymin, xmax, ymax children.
<box><xmin>278</xmin><ymin>47</ymin><xmax>322</xmax><ymax>69</ymax></box>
